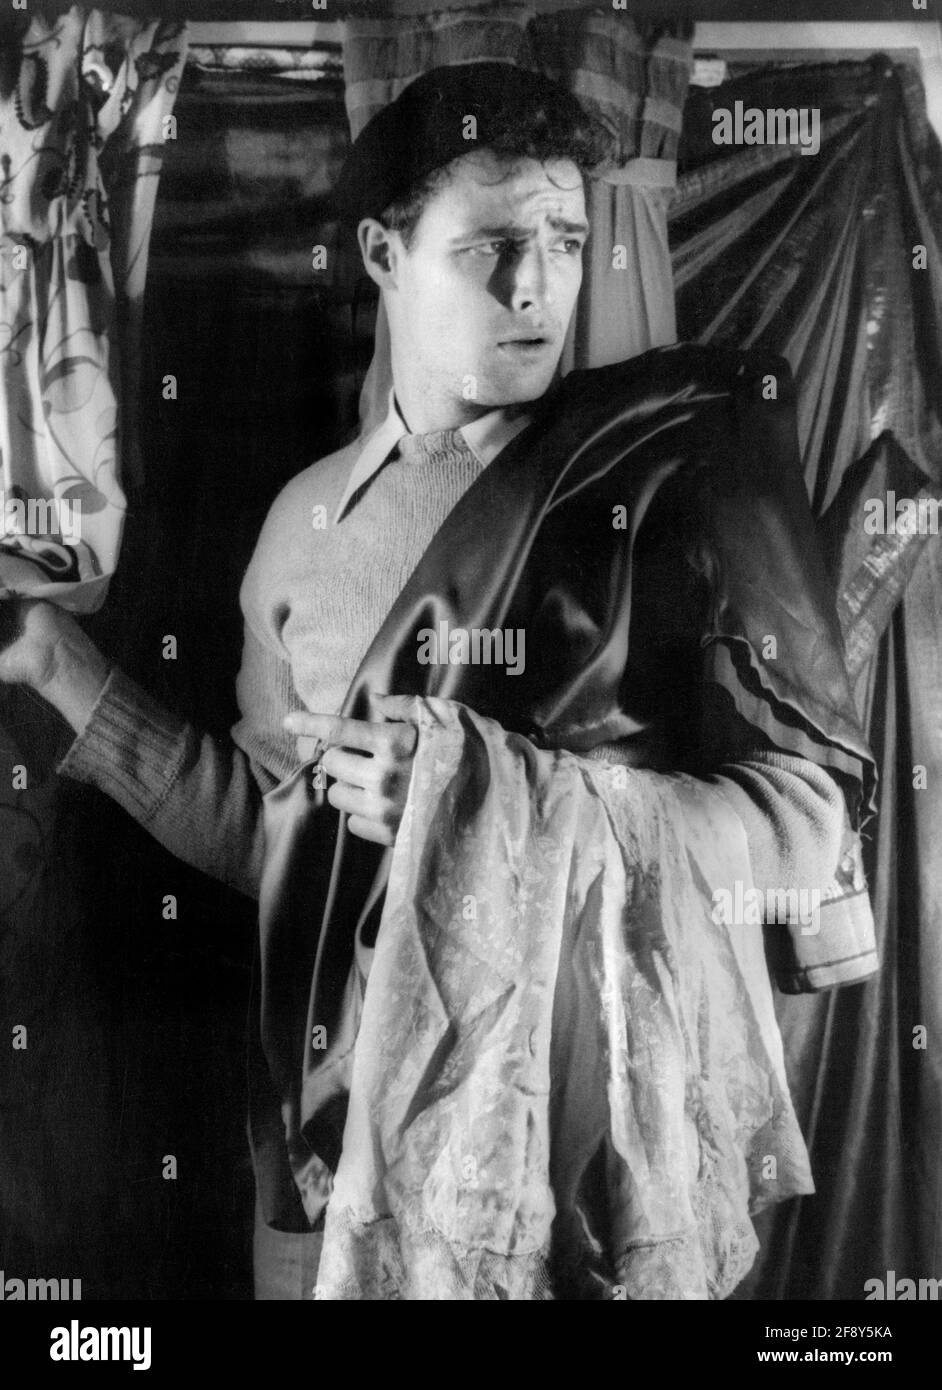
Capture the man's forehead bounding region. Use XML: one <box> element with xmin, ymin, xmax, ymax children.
<box><xmin>437</xmin><ymin>152</ymin><xmax>587</xmax><ymax>226</ymax></box>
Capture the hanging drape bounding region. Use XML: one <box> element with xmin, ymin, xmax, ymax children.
<box><xmin>0</xmin><ymin>5</ymin><xmax>186</xmax><ymax>1295</ymax></box>
<box><xmin>0</xmin><ymin>5</ymin><xmax>186</xmax><ymax>614</ymax></box>
<box><xmin>338</xmin><ymin>4</ymin><xmax>692</xmax><ymax>433</ymax></box>
<box><xmin>671</xmin><ymin>57</ymin><xmax>942</xmax><ymax>1299</ymax></box>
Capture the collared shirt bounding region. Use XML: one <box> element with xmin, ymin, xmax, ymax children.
<box><xmin>333</xmin><ymin>387</ymin><xmax>535</xmax><ymax>523</ymax></box>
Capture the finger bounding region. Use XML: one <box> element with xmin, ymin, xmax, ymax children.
<box><xmin>327</xmin><ymin>780</ymin><xmax>379</xmax><ymax>821</ymax></box>
<box><xmin>369</xmin><ymin>695</ymin><xmax>419</xmax><ymax>754</ymax></box>
<box><xmin>321</xmin><ymin>745</ymin><xmax>383</xmax><ymax>789</ymax></box>
<box><xmin>370</xmin><ymin>693</ymin><xmax>419</xmax><ymax>724</ymax></box>
<box><xmin>282</xmin><ymin>712</ymin><xmax>324</xmax><ymax>735</ymax></box>
<box><xmin>346</xmin><ymin>814</ymin><xmax>395</xmax><ymax>847</ymax></box>
<box><xmin>379</xmin><ymin>720</ymin><xmax>417</xmax><ymax>758</ymax></box>
<box><xmin>283</xmin><ymin>712</ymin><xmax>388</xmax><ymax>756</ymax></box>
<box><xmin>327</xmin><ymin>717</ymin><xmax>414</xmax><ymax>760</ymax></box>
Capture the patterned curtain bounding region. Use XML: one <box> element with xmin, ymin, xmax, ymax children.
<box><xmin>0</xmin><ymin>6</ymin><xmax>186</xmax><ymax>1294</ymax></box>
<box><xmin>671</xmin><ymin>57</ymin><xmax>942</xmax><ymax>1298</ymax></box>
<box><xmin>0</xmin><ymin>5</ymin><xmax>187</xmax><ymax>614</ymax></box>
<box><xmin>338</xmin><ymin>4</ymin><xmax>692</xmax><ymax>431</ymax></box>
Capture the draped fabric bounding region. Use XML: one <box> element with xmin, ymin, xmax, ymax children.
<box><xmin>339</xmin><ymin>4</ymin><xmax>692</xmax><ymax>433</ymax></box>
<box><xmin>670</xmin><ymin>57</ymin><xmax>942</xmax><ymax>1299</ymax></box>
<box><xmin>315</xmin><ymin>697</ymin><xmax>813</xmax><ymax>1302</ymax></box>
<box><xmin>254</xmin><ymin>345</ymin><xmax>878</xmax><ymax>1252</ymax></box>
<box><xmin>0</xmin><ymin>7</ymin><xmax>186</xmax><ymax>1295</ymax></box>
<box><xmin>0</xmin><ymin>5</ymin><xmax>186</xmax><ymax>613</ymax></box>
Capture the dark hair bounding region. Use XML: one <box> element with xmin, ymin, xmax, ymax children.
<box><xmin>379</xmin><ymin>101</ymin><xmax>614</xmax><ymax>250</ymax></box>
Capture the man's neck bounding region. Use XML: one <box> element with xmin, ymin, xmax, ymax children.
<box><xmin>391</xmin><ymin>378</ymin><xmax>495</xmax><ymax>435</ymax></box>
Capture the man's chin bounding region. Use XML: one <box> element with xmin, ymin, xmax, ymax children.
<box><xmin>474</xmin><ymin>359</ymin><xmax>562</xmax><ymax>409</ymax></box>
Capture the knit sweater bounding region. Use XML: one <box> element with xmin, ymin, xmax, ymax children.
<box><xmin>56</xmin><ymin>425</ymin><xmax>870</xmax><ymax>987</ymax></box>
<box><xmin>57</xmin><ymin>428</ymin><xmax>486</xmax><ymax>895</ymax></box>
<box><xmin>232</xmin><ymin>427</ymin><xmax>486</xmax><ymax>779</ymax></box>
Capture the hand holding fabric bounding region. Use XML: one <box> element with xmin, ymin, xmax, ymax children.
<box><xmin>283</xmin><ymin>694</ymin><xmax>418</xmax><ymax>845</ymax></box>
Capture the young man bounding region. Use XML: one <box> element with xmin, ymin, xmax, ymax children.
<box><xmin>0</xmin><ymin>64</ymin><xmax>876</xmax><ymax>1299</ymax></box>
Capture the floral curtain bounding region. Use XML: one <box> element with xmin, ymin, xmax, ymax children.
<box><xmin>0</xmin><ymin>5</ymin><xmax>187</xmax><ymax>614</ymax></box>
<box><xmin>338</xmin><ymin>3</ymin><xmax>692</xmax><ymax>431</ymax></box>
<box><xmin>0</xmin><ymin>5</ymin><xmax>186</xmax><ymax>1295</ymax></box>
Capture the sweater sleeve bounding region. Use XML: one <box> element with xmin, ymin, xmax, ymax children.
<box><xmin>583</xmin><ymin>738</ymin><xmax>878</xmax><ymax>992</ymax></box>
<box><xmin>708</xmin><ymin>751</ymin><xmax>878</xmax><ymax>992</ymax></box>
<box><xmin>56</xmin><ymin>621</ymin><xmax>305</xmax><ymax>901</ymax></box>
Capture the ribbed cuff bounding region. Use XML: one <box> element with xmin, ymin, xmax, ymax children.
<box><xmin>56</xmin><ymin>666</ymin><xmax>191</xmax><ymax>823</ymax></box>
<box><xmin>771</xmin><ymin>887</ymin><xmax>881</xmax><ymax>993</ymax></box>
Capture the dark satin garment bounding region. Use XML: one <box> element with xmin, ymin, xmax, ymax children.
<box><xmin>250</xmin><ymin>343</ymin><xmax>877</xmax><ymax>1235</ymax></box>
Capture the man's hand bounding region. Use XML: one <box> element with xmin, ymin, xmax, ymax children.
<box><xmin>0</xmin><ymin>597</ymin><xmax>70</xmax><ymax>691</ymax></box>
<box><xmin>283</xmin><ymin>694</ymin><xmax>418</xmax><ymax>846</ymax></box>
<box><xmin>0</xmin><ymin>597</ymin><xmax>110</xmax><ymax>733</ymax></box>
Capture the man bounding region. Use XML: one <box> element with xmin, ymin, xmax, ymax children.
<box><xmin>0</xmin><ymin>64</ymin><xmax>876</xmax><ymax>1299</ymax></box>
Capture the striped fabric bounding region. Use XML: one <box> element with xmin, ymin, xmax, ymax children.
<box><xmin>342</xmin><ymin>6</ymin><xmax>692</xmax><ymax>172</ymax></box>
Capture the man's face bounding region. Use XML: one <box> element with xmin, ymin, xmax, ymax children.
<box><xmin>384</xmin><ymin>150</ymin><xmax>588</xmax><ymax>415</ymax></box>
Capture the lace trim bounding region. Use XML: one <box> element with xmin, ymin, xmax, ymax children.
<box><xmin>314</xmin><ymin>1213</ymin><xmax>555</xmax><ymax>1302</ymax></box>
<box><xmin>312</xmin><ymin>1210</ymin><xmax>761</xmax><ymax>1301</ymax></box>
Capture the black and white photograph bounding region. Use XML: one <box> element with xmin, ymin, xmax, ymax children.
<box><xmin>0</xmin><ymin>0</ymin><xmax>940</xmax><ymax>1348</ymax></box>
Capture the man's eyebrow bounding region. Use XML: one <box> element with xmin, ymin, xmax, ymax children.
<box><xmin>450</xmin><ymin>217</ymin><xmax>590</xmax><ymax>242</ymax></box>
<box><xmin>547</xmin><ymin>216</ymin><xmax>590</xmax><ymax>235</ymax></box>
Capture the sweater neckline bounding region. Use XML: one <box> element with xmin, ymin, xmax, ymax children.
<box><xmin>395</xmin><ymin>428</ymin><xmax>480</xmax><ymax>464</ymax></box>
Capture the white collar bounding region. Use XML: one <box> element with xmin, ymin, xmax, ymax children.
<box><xmin>333</xmin><ymin>387</ymin><xmax>534</xmax><ymax>523</ymax></box>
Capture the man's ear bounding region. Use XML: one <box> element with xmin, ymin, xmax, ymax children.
<box><xmin>358</xmin><ymin>218</ymin><xmax>402</xmax><ymax>291</ymax></box>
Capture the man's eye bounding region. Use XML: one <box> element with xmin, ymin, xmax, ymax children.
<box><xmin>555</xmin><ymin>238</ymin><xmax>585</xmax><ymax>255</ymax></box>
<box><xmin>473</xmin><ymin>240</ymin><xmax>513</xmax><ymax>257</ymax></box>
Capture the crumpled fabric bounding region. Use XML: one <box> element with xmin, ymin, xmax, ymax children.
<box><xmin>313</xmin><ymin>697</ymin><xmax>813</xmax><ymax>1301</ymax></box>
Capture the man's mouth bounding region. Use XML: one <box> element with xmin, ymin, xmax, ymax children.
<box><xmin>497</xmin><ymin>336</ymin><xmax>553</xmax><ymax>354</ymax></box>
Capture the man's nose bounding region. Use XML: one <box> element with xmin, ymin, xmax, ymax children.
<box><xmin>509</xmin><ymin>244</ymin><xmax>552</xmax><ymax>314</ymax></box>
